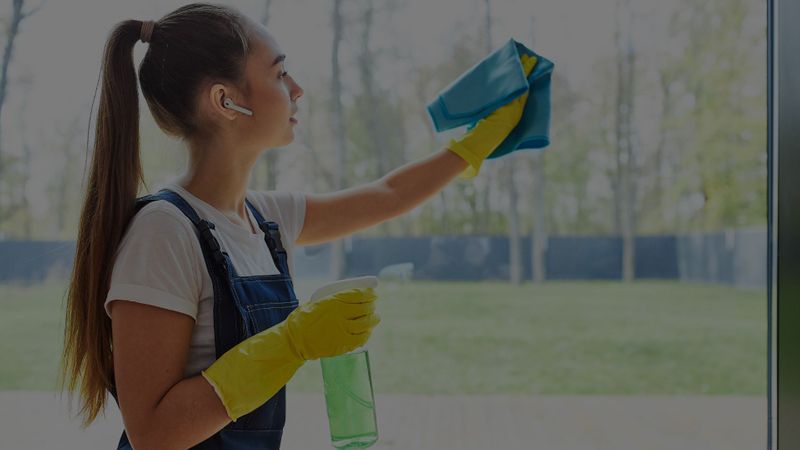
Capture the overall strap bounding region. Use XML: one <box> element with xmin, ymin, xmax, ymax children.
<box><xmin>245</xmin><ymin>198</ymin><xmax>291</xmax><ymax>276</ymax></box>
<box><xmin>137</xmin><ymin>190</ymin><xmax>228</xmax><ymax>271</ymax></box>
<box><xmin>134</xmin><ymin>188</ymin><xmax>243</xmax><ymax>358</ymax></box>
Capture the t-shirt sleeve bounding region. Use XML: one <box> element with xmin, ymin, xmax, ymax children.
<box><xmin>104</xmin><ymin>206</ymin><xmax>204</xmax><ymax>320</ymax></box>
<box><xmin>254</xmin><ymin>190</ymin><xmax>307</xmax><ymax>245</ymax></box>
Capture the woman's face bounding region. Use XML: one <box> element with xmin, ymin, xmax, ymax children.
<box><xmin>235</xmin><ymin>26</ymin><xmax>304</xmax><ymax>149</ymax></box>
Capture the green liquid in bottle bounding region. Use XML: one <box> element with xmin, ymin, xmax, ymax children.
<box><xmin>320</xmin><ymin>349</ymin><xmax>378</xmax><ymax>449</ymax></box>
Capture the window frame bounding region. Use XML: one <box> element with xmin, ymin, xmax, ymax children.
<box><xmin>770</xmin><ymin>0</ymin><xmax>799</xmax><ymax>448</ymax></box>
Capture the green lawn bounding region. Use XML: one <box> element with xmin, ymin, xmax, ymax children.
<box><xmin>0</xmin><ymin>279</ymin><xmax>767</xmax><ymax>395</ymax></box>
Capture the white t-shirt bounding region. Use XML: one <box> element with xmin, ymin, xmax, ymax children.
<box><xmin>104</xmin><ymin>180</ymin><xmax>306</xmax><ymax>377</ymax></box>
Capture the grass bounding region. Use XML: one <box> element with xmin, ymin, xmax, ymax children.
<box><xmin>0</xmin><ymin>279</ymin><xmax>767</xmax><ymax>395</ymax></box>
<box><xmin>0</xmin><ymin>281</ymin><xmax>70</xmax><ymax>390</ymax></box>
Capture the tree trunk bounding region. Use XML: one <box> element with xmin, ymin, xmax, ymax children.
<box><xmin>506</xmin><ymin>160</ymin><xmax>522</xmax><ymax>284</ymax></box>
<box><xmin>477</xmin><ymin>0</ymin><xmax>493</xmax><ymax>235</ymax></box>
<box><xmin>531</xmin><ymin>152</ymin><xmax>546</xmax><ymax>284</ymax></box>
<box><xmin>261</xmin><ymin>0</ymin><xmax>278</xmax><ymax>191</ymax></box>
<box><xmin>19</xmin><ymin>91</ymin><xmax>32</xmax><ymax>239</ymax></box>
<box><xmin>528</xmin><ymin>18</ymin><xmax>546</xmax><ymax>285</ymax></box>
<box><xmin>614</xmin><ymin>0</ymin><xmax>637</xmax><ymax>282</ymax></box>
<box><xmin>358</xmin><ymin>2</ymin><xmax>383</xmax><ymax>176</ymax></box>
<box><xmin>0</xmin><ymin>0</ymin><xmax>32</xmax><ymax>226</ymax></box>
<box><xmin>330</xmin><ymin>0</ymin><xmax>347</xmax><ymax>279</ymax></box>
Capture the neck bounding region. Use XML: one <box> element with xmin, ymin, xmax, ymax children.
<box><xmin>176</xmin><ymin>135</ymin><xmax>262</xmax><ymax>221</ymax></box>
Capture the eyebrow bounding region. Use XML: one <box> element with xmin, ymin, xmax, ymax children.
<box><xmin>270</xmin><ymin>54</ymin><xmax>286</xmax><ymax>68</ymax></box>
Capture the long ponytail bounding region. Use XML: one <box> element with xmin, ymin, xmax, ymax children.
<box><xmin>59</xmin><ymin>19</ymin><xmax>145</xmax><ymax>428</ymax></box>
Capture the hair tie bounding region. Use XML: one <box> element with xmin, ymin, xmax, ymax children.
<box><xmin>140</xmin><ymin>20</ymin><xmax>155</xmax><ymax>43</ymax></box>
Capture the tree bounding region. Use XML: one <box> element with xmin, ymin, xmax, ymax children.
<box><xmin>14</xmin><ymin>70</ymin><xmax>32</xmax><ymax>238</ymax></box>
<box><xmin>0</xmin><ymin>0</ymin><xmax>46</xmax><ymax>229</ymax></box>
<box><xmin>478</xmin><ymin>0</ymin><xmax>522</xmax><ymax>284</ymax></box>
<box><xmin>660</xmin><ymin>0</ymin><xmax>766</xmax><ymax>231</ymax></box>
<box><xmin>44</xmin><ymin>114</ymin><xmax>83</xmax><ymax>239</ymax></box>
<box><xmin>528</xmin><ymin>17</ymin><xmax>546</xmax><ymax>285</ymax></box>
<box><xmin>348</xmin><ymin>0</ymin><xmax>407</xmax><ymax>235</ymax></box>
<box><xmin>613</xmin><ymin>0</ymin><xmax>637</xmax><ymax>282</ymax></box>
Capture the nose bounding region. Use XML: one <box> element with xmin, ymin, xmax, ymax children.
<box><xmin>289</xmin><ymin>75</ymin><xmax>304</xmax><ymax>102</ymax></box>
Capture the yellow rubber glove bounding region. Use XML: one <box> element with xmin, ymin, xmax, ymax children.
<box><xmin>201</xmin><ymin>287</ymin><xmax>380</xmax><ymax>421</ymax></box>
<box><xmin>447</xmin><ymin>53</ymin><xmax>538</xmax><ymax>179</ymax></box>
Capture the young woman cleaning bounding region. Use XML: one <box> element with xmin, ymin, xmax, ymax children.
<box><xmin>59</xmin><ymin>3</ymin><xmax>534</xmax><ymax>449</ymax></box>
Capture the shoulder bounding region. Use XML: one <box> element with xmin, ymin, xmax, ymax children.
<box><xmin>112</xmin><ymin>199</ymin><xmax>204</xmax><ymax>284</ymax></box>
<box><xmin>126</xmin><ymin>200</ymin><xmax>197</xmax><ymax>238</ymax></box>
<box><xmin>116</xmin><ymin>200</ymin><xmax>201</xmax><ymax>259</ymax></box>
<box><xmin>248</xmin><ymin>189</ymin><xmax>306</xmax><ymax>213</ymax></box>
<box><xmin>247</xmin><ymin>190</ymin><xmax>307</xmax><ymax>241</ymax></box>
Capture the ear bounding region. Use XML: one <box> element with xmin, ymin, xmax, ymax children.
<box><xmin>208</xmin><ymin>83</ymin><xmax>238</xmax><ymax>121</ymax></box>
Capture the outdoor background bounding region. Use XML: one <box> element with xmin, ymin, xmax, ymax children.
<box><xmin>0</xmin><ymin>0</ymin><xmax>767</xmax><ymax>449</ymax></box>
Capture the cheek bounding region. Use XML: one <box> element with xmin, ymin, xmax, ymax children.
<box><xmin>248</xmin><ymin>88</ymin><xmax>292</xmax><ymax>143</ymax></box>
<box><xmin>259</xmin><ymin>87</ymin><xmax>291</xmax><ymax>121</ymax></box>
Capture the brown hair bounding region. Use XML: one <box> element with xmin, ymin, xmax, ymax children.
<box><xmin>59</xmin><ymin>3</ymin><xmax>254</xmax><ymax>427</ymax></box>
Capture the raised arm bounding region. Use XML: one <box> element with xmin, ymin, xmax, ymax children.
<box><xmin>295</xmin><ymin>50</ymin><xmax>537</xmax><ymax>247</ymax></box>
<box><xmin>296</xmin><ymin>53</ymin><xmax>536</xmax><ymax>247</ymax></box>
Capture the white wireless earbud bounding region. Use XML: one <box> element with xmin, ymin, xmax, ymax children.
<box><xmin>223</xmin><ymin>97</ymin><xmax>253</xmax><ymax>116</ymax></box>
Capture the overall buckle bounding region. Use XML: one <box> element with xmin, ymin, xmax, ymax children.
<box><xmin>197</xmin><ymin>220</ymin><xmax>227</xmax><ymax>268</ymax></box>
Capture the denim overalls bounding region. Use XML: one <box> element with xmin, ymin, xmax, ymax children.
<box><xmin>109</xmin><ymin>188</ymin><xmax>299</xmax><ymax>449</ymax></box>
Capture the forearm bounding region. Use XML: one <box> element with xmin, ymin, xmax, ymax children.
<box><xmin>298</xmin><ymin>148</ymin><xmax>467</xmax><ymax>245</ymax></box>
<box><xmin>126</xmin><ymin>375</ymin><xmax>231</xmax><ymax>450</ymax></box>
<box><xmin>380</xmin><ymin>147</ymin><xmax>467</xmax><ymax>215</ymax></box>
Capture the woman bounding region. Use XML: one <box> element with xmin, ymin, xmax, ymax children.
<box><xmin>59</xmin><ymin>3</ymin><xmax>534</xmax><ymax>449</ymax></box>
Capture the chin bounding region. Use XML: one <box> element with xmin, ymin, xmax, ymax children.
<box><xmin>264</xmin><ymin>131</ymin><xmax>294</xmax><ymax>148</ymax></box>
<box><xmin>280</xmin><ymin>129</ymin><xmax>295</xmax><ymax>146</ymax></box>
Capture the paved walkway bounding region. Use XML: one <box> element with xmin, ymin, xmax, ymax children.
<box><xmin>0</xmin><ymin>391</ymin><xmax>765</xmax><ymax>449</ymax></box>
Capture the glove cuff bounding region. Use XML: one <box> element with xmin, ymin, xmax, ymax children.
<box><xmin>201</xmin><ymin>369</ymin><xmax>240</xmax><ymax>422</ymax></box>
<box><xmin>201</xmin><ymin>324</ymin><xmax>306</xmax><ymax>422</ymax></box>
<box><xmin>447</xmin><ymin>140</ymin><xmax>484</xmax><ymax>179</ymax></box>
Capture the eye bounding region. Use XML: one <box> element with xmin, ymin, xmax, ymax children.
<box><xmin>279</xmin><ymin>70</ymin><xmax>288</xmax><ymax>79</ymax></box>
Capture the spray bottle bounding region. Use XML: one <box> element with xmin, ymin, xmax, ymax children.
<box><xmin>311</xmin><ymin>276</ymin><xmax>380</xmax><ymax>450</ymax></box>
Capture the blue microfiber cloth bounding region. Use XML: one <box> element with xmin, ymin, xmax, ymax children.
<box><xmin>426</xmin><ymin>38</ymin><xmax>554</xmax><ymax>159</ymax></box>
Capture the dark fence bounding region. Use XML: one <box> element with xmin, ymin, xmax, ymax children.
<box><xmin>0</xmin><ymin>240</ymin><xmax>76</xmax><ymax>285</ymax></box>
<box><xmin>0</xmin><ymin>228</ymin><xmax>766</xmax><ymax>289</ymax></box>
<box><xmin>296</xmin><ymin>228</ymin><xmax>766</xmax><ymax>289</ymax></box>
